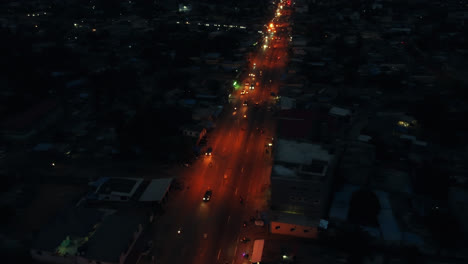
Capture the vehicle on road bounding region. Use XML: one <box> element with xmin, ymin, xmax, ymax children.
<box><xmin>177</xmin><ymin>227</ymin><xmax>183</xmax><ymax>234</ymax></box>
<box><xmin>205</xmin><ymin>147</ymin><xmax>212</xmax><ymax>156</ymax></box>
<box><xmin>243</xmin><ymin>100</ymin><xmax>248</xmax><ymax>106</ymax></box>
<box><xmin>255</xmin><ymin>220</ymin><xmax>265</xmax><ymax>226</ymax></box>
<box><xmin>203</xmin><ymin>189</ymin><xmax>212</xmax><ymax>201</ymax></box>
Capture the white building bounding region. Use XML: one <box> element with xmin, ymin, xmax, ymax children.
<box><xmin>270</xmin><ymin>139</ymin><xmax>335</xmax><ymax>237</ymax></box>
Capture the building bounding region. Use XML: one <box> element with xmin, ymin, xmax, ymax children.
<box><xmin>31</xmin><ymin>207</ymin><xmax>149</xmax><ymax>264</ymax></box>
<box><xmin>30</xmin><ymin>207</ymin><xmax>106</xmax><ymax>264</ymax></box>
<box><xmin>76</xmin><ymin>210</ymin><xmax>147</xmax><ymax>264</ymax></box>
<box><xmin>269</xmin><ymin>139</ymin><xmax>335</xmax><ymax>238</ymax></box>
<box><xmin>180</xmin><ymin>123</ymin><xmax>207</xmax><ymax>144</ymax></box>
<box><xmin>90</xmin><ymin>177</ymin><xmax>145</xmax><ymax>202</ymax></box>
<box><xmin>85</xmin><ymin>177</ymin><xmax>173</xmax><ymax>205</ymax></box>
<box><xmin>0</xmin><ymin>99</ymin><xmax>62</xmax><ymax>142</ymax></box>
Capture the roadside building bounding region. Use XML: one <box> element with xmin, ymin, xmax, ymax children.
<box><xmin>269</xmin><ymin>139</ymin><xmax>335</xmax><ymax>238</ymax></box>
<box><xmin>85</xmin><ymin>177</ymin><xmax>173</xmax><ymax>206</ymax></box>
<box><xmin>31</xmin><ymin>207</ymin><xmax>150</xmax><ymax>264</ymax></box>
<box><xmin>180</xmin><ymin>123</ymin><xmax>207</xmax><ymax>144</ymax></box>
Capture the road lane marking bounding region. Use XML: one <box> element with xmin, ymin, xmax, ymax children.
<box><xmin>227</xmin><ymin>215</ymin><xmax>231</xmax><ymax>223</ymax></box>
<box><xmin>234</xmin><ymin>245</ymin><xmax>238</xmax><ymax>255</ymax></box>
<box><xmin>241</xmin><ymin>167</ymin><xmax>244</xmax><ymax>173</ymax></box>
<box><xmin>235</xmin><ymin>188</ymin><xmax>238</xmax><ymax>195</ymax></box>
<box><xmin>217</xmin><ymin>249</ymin><xmax>222</xmax><ymax>260</ymax></box>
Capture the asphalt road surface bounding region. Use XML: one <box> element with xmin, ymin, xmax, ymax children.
<box><xmin>144</xmin><ymin>4</ymin><xmax>292</xmax><ymax>264</ymax></box>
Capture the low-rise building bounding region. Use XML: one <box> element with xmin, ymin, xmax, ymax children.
<box><xmin>30</xmin><ymin>207</ymin><xmax>149</xmax><ymax>264</ymax></box>
<box><xmin>85</xmin><ymin>177</ymin><xmax>173</xmax><ymax>205</ymax></box>
<box><xmin>180</xmin><ymin>123</ymin><xmax>207</xmax><ymax>144</ymax></box>
<box><xmin>1</xmin><ymin>98</ymin><xmax>62</xmax><ymax>142</ymax></box>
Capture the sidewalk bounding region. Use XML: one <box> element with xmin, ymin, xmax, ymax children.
<box><xmin>233</xmin><ymin>184</ymin><xmax>271</xmax><ymax>264</ymax></box>
<box><xmin>126</xmin><ymin>219</ymin><xmax>158</xmax><ymax>264</ymax></box>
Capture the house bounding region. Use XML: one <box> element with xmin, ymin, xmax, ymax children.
<box><xmin>329</xmin><ymin>106</ymin><xmax>352</xmax><ymax>122</ymax></box>
<box><xmin>279</xmin><ymin>96</ymin><xmax>296</xmax><ymax>110</ymax></box>
<box><xmin>1</xmin><ymin>99</ymin><xmax>62</xmax><ymax>141</ymax></box>
<box><xmin>89</xmin><ymin>177</ymin><xmax>144</xmax><ymax>202</ymax></box>
<box><xmin>448</xmin><ymin>187</ymin><xmax>468</xmax><ymax>236</ymax></box>
<box><xmin>204</xmin><ymin>52</ymin><xmax>222</xmax><ymax>64</ymax></box>
<box><xmin>191</xmin><ymin>107</ymin><xmax>214</xmax><ymax>121</ymax></box>
<box><xmin>85</xmin><ymin>177</ymin><xmax>173</xmax><ymax>205</ymax></box>
<box><xmin>277</xmin><ymin>109</ymin><xmax>341</xmax><ymax>142</ymax></box>
<box><xmin>180</xmin><ymin>123</ymin><xmax>207</xmax><ymax>143</ymax></box>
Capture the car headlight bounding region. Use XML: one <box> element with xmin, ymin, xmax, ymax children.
<box><xmin>203</xmin><ymin>197</ymin><xmax>206</xmax><ymax>200</ymax></box>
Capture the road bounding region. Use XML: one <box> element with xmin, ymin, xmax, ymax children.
<box><xmin>141</xmin><ymin>3</ymin><xmax>293</xmax><ymax>264</ymax></box>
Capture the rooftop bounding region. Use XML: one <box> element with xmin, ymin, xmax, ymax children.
<box><xmin>272</xmin><ymin>211</ymin><xmax>320</xmax><ymax>227</ymax></box>
<box><xmin>32</xmin><ymin>207</ymin><xmax>106</xmax><ymax>253</ymax></box>
<box><xmin>83</xmin><ymin>210</ymin><xmax>147</xmax><ymax>263</ymax></box>
<box><xmin>138</xmin><ymin>178</ymin><xmax>173</xmax><ymax>202</ymax></box>
<box><xmin>96</xmin><ymin>177</ymin><xmax>144</xmax><ymax>198</ymax></box>
<box><xmin>275</xmin><ymin>139</ymin><xmax>333</xmax><ymax>166</ymax></box>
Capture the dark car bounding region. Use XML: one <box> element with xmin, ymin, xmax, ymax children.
<box><xmin>203</xmin><ymin>189</ymin><xmax>212</xmax><ymax>201</ymax></box>
<box><xmin>205</xmin><ymin>147</ymin><xmax>212</xmax><ymax>156</ymax></box>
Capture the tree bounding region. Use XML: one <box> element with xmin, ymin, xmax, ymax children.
<box><xmin>348</xmin><ymin>189</ymin><xmax>381</xmax><ymax>227</ymax></box>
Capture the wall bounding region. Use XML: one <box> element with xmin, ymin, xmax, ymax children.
<box><xmin>269</xmin><ymin>221</ymin><xmax>318</xmax><ymax>238</ymax></box>
<box><xmin>271</xmin><ymin>177</ymin><xmax>323</xmax><ymax>216</ymax></box>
